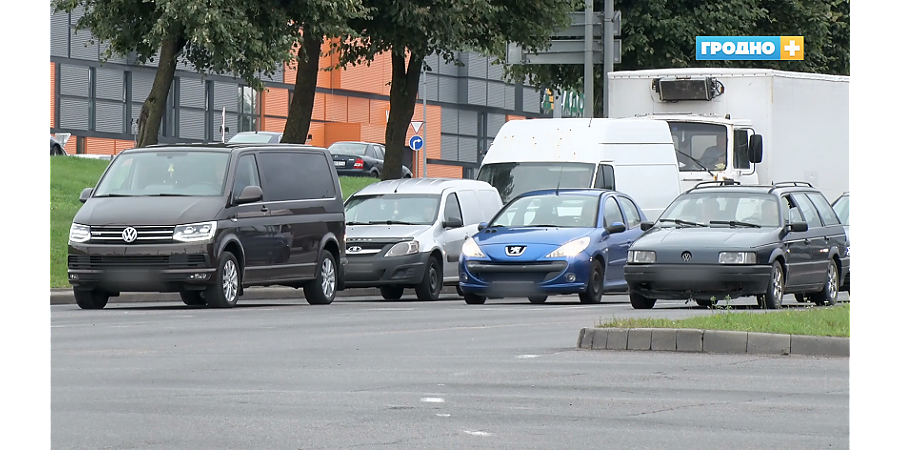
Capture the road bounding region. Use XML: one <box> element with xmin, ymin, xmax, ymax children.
<box><xmin>52</xmin><ymin>293</ymin><xmax>849</xmax><ymax>450</ymax></box>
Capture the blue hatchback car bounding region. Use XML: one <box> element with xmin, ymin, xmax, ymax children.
<box><xmin>458</xmin><ymin>189</ymin><xmax>648</xmax><ymax>304</ymax></box>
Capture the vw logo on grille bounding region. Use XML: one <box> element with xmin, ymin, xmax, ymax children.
<box><xmin>347</xmin><ymin>246</ymin><xmax>362</xmax><ymax>253</ymax></box>
<box><xmin>122</xmin><ymin>227</ymin><xmax>138</xmax><ymax>243</ymax></box>
<box><xmin>681</xmin><ymin>251</ymin><xmax>692</xmax><ymax>262</ymax></box>
<box><xmin>506</xmin><ymin>245</ymin><xmax>526</xmax><ymax>256</ymax></box>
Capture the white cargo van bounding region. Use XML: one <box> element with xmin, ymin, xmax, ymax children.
<box><xmin>476</xmin><ymin>118</ymin><xmax>682</xmax><ymax>221</ymax></box>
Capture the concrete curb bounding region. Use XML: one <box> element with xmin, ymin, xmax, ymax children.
<box><xmin>50</xmin><ymin>286</ymin><xmax>460</xmax><ymax>305</ymax></box>
<box><xmin>577</xmin><ymin>327</ymin><xmax>849</xmax><ymax>358</ymax></box>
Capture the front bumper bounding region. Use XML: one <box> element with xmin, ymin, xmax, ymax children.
<box><xmin>343</xmin><ymin>251</ymin><xmax>430</xmax><ymax>287</ymax></box>
<box><xmin>67</xmin><ymin>242</ymin><xmax>216</xmax><ymax>293</ymax></box>
<box><xmin>624</xmin><ymin>263</ymin><xmax>772</xmax><ymax>300</ymax></box>
<box><xmin>458</xmin><ymin>256</ymin><xmax>591</xmax><ymax>297</ymax></box>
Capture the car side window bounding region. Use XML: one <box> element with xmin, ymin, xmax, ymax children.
<box><xmin>232</xmin><ymin>154</ymin><xmax>261</xmax><ymax>201</ymax></box>
<box><xmin>602</xmin><ymin>197</ymin><xmax>625</xmax><ymax>228</ymax></box>
<box><xmin>805</xmin><ymin>192</ymin><xmax>840</xmax><ymax>226</ymax></box>
<box><xmin>257</xmin><ymin>152</ymin><xmax>303</xmax><ymax>202</ymax></box>
<box><xmin>733</xmin><ymin>129</ymin><xmax>751</xmax><ymax>169</ymax></box>
<box><xmin>293</xmin><ymin>152</ymin><xmax>336</xmax><ymax>199</ymax></box>
<box><xmin>791</xmin><ymin>193</ymin><xmax>823</xmax><ymax>228</ymax></box>
<box><xmin>456</xmin><ymin>190</ymin><xmax>482</xmax><ymax>225</ymax></box>
<box><xmin>617</xmin><ymin>196</ymin><xmax>642</xmax><ymax>229</ymax></box>
<box><xmin>782</xmin><ymin>195</ymin><xmax>800</xmax><ymax>224</ymax></box>
<box><xmin>374</xmin><ymin>146</ymin><xmax>385</xmax><ymax>160</ymax></box>
<box><xmin>444</xmin><ymin>193</ymin><xmax>463</xmax><ymax>223</ymax></box>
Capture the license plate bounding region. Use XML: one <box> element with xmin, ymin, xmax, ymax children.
<box><xmin>334</xmin><ymin>160</ymin><xmax>346</xmax><ymax>167</ymax></box>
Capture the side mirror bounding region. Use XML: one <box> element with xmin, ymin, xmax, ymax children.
<box><xmin>477</xmin><ymin>222</ymin><xmax>488</xmax><ymax>231</ymax></box>
<box><xmin>235</xmin><ymin>185</ymin><xmax>263</xmax><ymax>205</ymax></box>
<box><xmin>443</xmin><ymin>216</ymin><xmax>464</xmax><ymax>229</ymax></box>
<box><xmin>788</xmin><ymin>221</ymin><xmax>808</xmax><ymax>233</ymax></box>
<box><xmin>79</xmin><ymin>187</ymin><xmax>93</xmax><ymax>203</ymax></box>
<box><xmin>749</xmin><ymin>134</ymin><xmax>763</xmax><ymax>163</ymax></box>
<box><xmin>606</xmin><ymin>222</ymin><xmax>627</xmax><ymax>234</ymax></box>
<box><xmin>640</xmin><ymin>221</ymin><xmax>655</xmax><ymax>231</ymax></box>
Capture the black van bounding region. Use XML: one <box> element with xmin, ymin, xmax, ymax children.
<box><xmin>67</xmin><ymin>143</ymin><xmax>347</xmax><ymax>309</ymax></box>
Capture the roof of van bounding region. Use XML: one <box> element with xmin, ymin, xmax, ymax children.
<box><xmin>351</xmin><ymin>178</ymin><xmax>496</xmax><ymax>196</ymax></box>
<box><xmin>132</xmin><ymin>143</ymin><xmax>324</xmax><ymax>153</ymax></box>
<box><xmin>608</xmin><ymin>68</ymin><xmax>849</xmax><ymax>83</ymax></box>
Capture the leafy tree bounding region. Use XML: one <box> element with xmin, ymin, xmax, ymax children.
<box><xmin>339</xmin><ymin>0</ymin><xmax>580</xmax><ymax>180</ymax></box>
<box><xmin>52</xmin><ymin>0</ymin><xmax>296</xmax><ymax>147</ymax></box>
<box><xmin>503</xmin><ymin>0</ymin><xmax>850</xmax><ymax>116</ymax></box>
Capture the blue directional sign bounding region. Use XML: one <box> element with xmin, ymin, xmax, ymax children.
<box><xmin>409</xmin><ymin>135</ymin><xmax>424</xmax><ymax>151</ymax></box>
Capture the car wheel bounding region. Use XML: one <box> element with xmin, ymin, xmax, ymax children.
<box><xmin>380</xmin><ymin>285</ymin><xmax>404</xmax><ymax>300</ymax></box>
<box><xmin>205</xmin><ymin>252</ymin><xmax>241</xmax><ymax>308</ymax></box>
<box><xmin>73</xmin><ymin>289</ymin><xmax>109</xmax><ymax>310</ymax></box>
<box><xmin>414</xmin><ymin>256</ymin><xmax>443</xmax><ymax>301</ymax></box>
<box><xmin>455</xmin><ymin>285</ymin><xmax>464</xmax><ymax>297</ymax></box>
<box><xmin>51</xmin><ymin>144</ymin><xmax>64</xmax><ymax>156</ymax></box>
<box><xmin>809</xmin><ymin>259</ymin><xmax>840</xmax><ymax>307</ymax></box>
<box><xmin>305</xmin><ymin>251</ymin><xmax>337</xmax><ymax>305</ymax></box>
<box><xmin>579</xmin><ymin>260</ymin><xmax>605</xmax><ymax>304</ymax></box>
<box><xmin>371</xmin><ymin>170</ymin><xmax>380</xmax><ymax>178</ymax></box>
<box><xmin>528</xmin><ymin>295</ymin><xmax>548</xmax><ymax>304</ymax></box>
<box><xmin>629</xmin><ymin>291</ymin><xmax>656</xmax><ymax>309</ymax></box>
<box><xmin>464</xmin><ymin>293</ymin><xmax>487</xmax><ymax>304</ymax></box>
<box><xmin>758</xmin><ymin>262</ymin><xmax>784</xmax><ymax>309</ymax></box>
<box><xmin>180</xmin><ymin>291</ymin><xmax>206</xmax><ymax>306</ymax></box>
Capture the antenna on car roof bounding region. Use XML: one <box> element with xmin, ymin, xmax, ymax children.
<box><xmin>393</xmin><ymin>178</ymin><xmax>402</xmax><ymax>193</ymax></box>
<box><xmin>554</xmin><ymin>167</ymin><xmax>563</xmax><ymax>196</ymax></box>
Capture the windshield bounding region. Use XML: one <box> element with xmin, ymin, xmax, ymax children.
<box><xmin>491</xmin><ymin>194</ymin><xmax>599</xmax><ymax>228</ymax></box>
<box><xmin>228</xmin><ymin>133</ymin><xmax>279</xmax><ymax>143</ymax></box>
<box><xmin>344</xmin><ymin>194</ymin><xmax>441</xmax><ymax>225</ymax></box>
<box><xmin>668</xmin><ymin>122</ymin><xmax>728</xmax><ymax>171</ymax></box>
<box><xmin>93</xmin><ymin>151</ymin><xmax>231</xmax><ymax>197</ymax></box>
<box><xmin>658</xmin><ymin>192</ymin><xmax>781</xmax><ymax>227</ymax></box>
<box><xmin>329</xmin><ymin>143</ymin><xmax>368</xmax><ymax>156</ymax></box>
<box><xmin>476</xmin><ymin>162</ymin><xmax>596</xmax><ymax>204</ymax></box>
<box><xmin>832</xmin><ymin>195</ymin><xmax>849</xmax><ymax>225</ymax></box>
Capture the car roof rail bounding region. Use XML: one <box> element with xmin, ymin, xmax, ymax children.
<box><xmin>689</xmin><ymin>179</ymin><xmax>741</xmax><ymax>191</ymax></box>
<box><xmin>772</xmin><ymin>181</ymin><xmax>814</xmax><ymax>188</ymax></box>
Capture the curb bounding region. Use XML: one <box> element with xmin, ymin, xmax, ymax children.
<box><xmin>50</xmin><ymin>286</ymin><xmax>460</xmax><ymax>305</ymax></box>
<box><xmin>577</xmin><ymin>327</ymin><xmax>849</xmax><ymax>358</ymax></box>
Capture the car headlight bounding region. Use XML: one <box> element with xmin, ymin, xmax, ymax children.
<box><xmin>69</xmin><ymin>223</ymin><xmax>91</xmax><ymax>243</ymax></box>
<box><xmin>627</xmin><ymin>250</ymin><xmax>656</xmax><ymax>263</ymax></box>
<box><xmin>385</xmin><ymin>240</ymin><xmax>419</xmax><ymax>257</ymax></box>
<box><xmin>462</xmin><ymin>238</ymin><xmax>485</xmax><ymax>258</ymax></box>
<box><xmin>545</xmin><ymin>237</ymin><xmax>590</xmax><ymax>258</ymax></box>
<box><xmin>173</xmin><ymin>221</ymin><xmax>218</xmax><ymax>243</ymax></box>
<box><xmin>718</xmin><ymin>251</ymin><xmax>757</xmax><ymax>264</ymax></box>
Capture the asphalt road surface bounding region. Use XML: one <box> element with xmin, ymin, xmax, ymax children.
<box><xmin>52</xmin><ymin>293</ymin><xmax>849</xmax><ymax>450</ymax></box>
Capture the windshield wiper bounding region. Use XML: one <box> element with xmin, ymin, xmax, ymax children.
<box><xmin>346</xmin><ymin>221</ymin><xmax>371</xmax><ymax>226</ymax></box>
<box><xmin>368</xmin><ymin>220</ymin><xmax>416</xmax><ymax>225</ymax></box>
<box><xmin>146</xmin><ymin>193</ymin><xmax>194</xmax><ymax>197</ymax></box>
<box><xmin>709</xmin><ymin>220</ymin><xmax>761</xmax><ymax>228</ymax></box>
<box><xmin>93</xmin><ymin>193</ymin><xmax>134</xmax><ymax>197</ymax></box>
<box><xmin>532</xmin><ymin>224</ymin><xmax>561</xmax><ymax>228</ymax></box>
<box><xmin>658</xmin><ymin>218</ymin><xmax>705</xmax><ymax>227</ymax></box>
<box><xmin>678</xmin><ymin>151</ymin><xmax>714</xmax><ymax>176</ymax></box>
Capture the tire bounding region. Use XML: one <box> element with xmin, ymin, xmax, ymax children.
<box><xmin>51</xmin><ymin>144</ymin><xmax>64</xmax><ymax>156</ymax></box>
<box><xmin>809</xmin><ymin>259</ymin><xmax>840</xmax><ymax>307</ymax></box>
<box><xmin>578</xmin><ymin>259</ymin><xmax>605</xmax><ymax>304</ymax></box>
<box><xmin>371</xmin><ymin>170</ymin><xmax>380</xmax><ymax>178</ymax></box>
<box><xmin>205</xmin><ymin>251</ymin><xmax>241</xmax><ymax>308</ymax></box>
<box><xmin>464</xmin><ymin>293</ymin><xmax>487</xmax><ymax>304</ymax></box>
<box><xmin>696</xmin><ymin>299</ymin><xmax>717</xmax><ymax>308</ymax></box>
<box><xmin>528</xmin><ymin>295</ymin><xmax>548</xmax><ymax>304</ymax></box>
<box><xmin>629</xmin><ymin>291</ymin><xmax>656</xmax><ymax>309</ymax></box>
<box><xmin>414</xmin><ymin>256</ymin><xmax>443</xmax><ymax>301</ymax></box>
<box><xmin>73</xmin><ymin>289</ymin><xmax>109</xmax><ymax>310</ymax></box>
<box><xmin>180</xmin><ymin>291</ymin><xmax>206</xmax><ymax>306</ymax></box>
<box><xmin>455</xmin><ymin>285</ymin><xmax>464</xmax><ymax>297</ymax></box>
<box><xmin>380</xmin><ymin>285</ymin><xmax>404</xmax><ymax>300</ymax></box>
<box><xmin>758</xmin><ymin>262</ymin><xmax>784</xmax><ymax>310</ymax></box>
<box><xmin>304</xmin><ymin>251</ymin><xmax>338</xmax><ymax>305</ymax></box>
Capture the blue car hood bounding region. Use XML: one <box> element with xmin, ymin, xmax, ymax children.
<box><xmin>473</xmin><ymin>227</ymin><xmax>592</xmax><ymax>261</ymax></box>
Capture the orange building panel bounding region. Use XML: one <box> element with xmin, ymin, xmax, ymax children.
<box><xmin>359</xmin><ymin>124</ymin><xmax>386</xmax><ymax>144</ymax></box>
<box><xmin>61</xmin><ymin>134</ymin><xmax>77</xmax><ymax>153</ymax></box>
<box><xmin>264</xmin><ymin>88</ymin><xmax>290</xmax><ymax>117</ymax></box>
<box><xmin>324</xmin><ymin>94</ymin><xmax>349</xmax><ymax>123</ymax></box>
<box><xmin>308</xmin><ymin>122</ymin><xmax>326</xmax><ymax>147</ymax></box>
<box><xmin>50</xmin><ymin>62</ymin><xmax>56</xmax><ymax>128</ymax></box>
<box><xmin>312</xmin><ymin>94</ymin><xmax>325</xmax><ymax>121</ymax></box>
<box><xmin>114</xmin><ymin>139</ymin><xmax>135</xmax><ymax>154</ymax></box>
<box><xmin>323</xmin><ymin>122</ymin><xmax>361</xmax><ymax>147</ymax></box>
<box><xmin>263</xmin><ymin>117</ymin><xmax>287</xmax><ymax>134</ymax></box>
<box><xmin>506</xmin><ymin>115</ymin><xmax>527</xmax><ymax>121</ymax></box>
<box><xmin>85</xmin><ymin>137</ymin><xmax>117</xmax><ymax>155</ymax></box>
<box><xmin>347</xmin><ymin>97</ymin><xmax>369</xmax><ymax>123</ymax></box>
<box><xmin>369</xmin><ymin>100</ymin><xmax>390</xmax><ymax>125</ymax></box>
<box><xmin>425</xmin><ymin>164</ymin><xmax>462</xmax><ymax>179</ymax></box>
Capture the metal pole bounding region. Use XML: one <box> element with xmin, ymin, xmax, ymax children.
<box><xmin>422</xmin><ymin>67</ymin><xmax>428</xmax><ymax>178</ymax></box>
<box><xmin>584</xmin><ymin>0</ymin><xmax>594</xmax><ymax>118</ymax></box>
<box><xmin>603</xmin><ymin>0</ymin><xmax>614</xmax><ymax>118</ymax></box>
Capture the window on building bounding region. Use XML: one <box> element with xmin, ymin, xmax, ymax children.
<box><xmin>238</xmin><ymin>86</ymin><xmax>259</xmax><ymax>133</ymax></box>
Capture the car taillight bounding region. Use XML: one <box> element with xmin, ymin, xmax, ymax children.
<box><xmin>353</xmin><ymin>158</ymin><xmax>364</xmax><ymax>169</ymax></box>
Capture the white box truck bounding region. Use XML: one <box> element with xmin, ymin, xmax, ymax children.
<box><xmin>607</xmin><ymin>68</ymin><xmax>849</xmax><ymax>202</ymax></box>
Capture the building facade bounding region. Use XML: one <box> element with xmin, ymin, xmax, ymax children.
<box><xmin>50</xmin><ymin>8</ymin><xmax>549</xmax><ymax>178</ymax></box>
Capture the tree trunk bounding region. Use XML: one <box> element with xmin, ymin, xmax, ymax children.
<box><xmin>136</xmin><ymin>36</ymin><xmax>185</xmax><ymax>147</ymax></box>
<box><xmin>383</xmin><ymin>49</ymin><xmax>423</xmax><ymax>180</ymax></box>
<box><xmin>282</xmin><ymin>29</ymin><xmax>322</xmax><ymax>144</ymax></box>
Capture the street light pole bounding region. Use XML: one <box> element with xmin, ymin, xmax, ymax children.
<box><xmin>583</xmin><ymin>0</ymin><xmax>593</xmax><ymax>119</ymax></box>
<box><xmin>603</xmin><ymin>0</ymin><xmax>614</xmax><ymax>118</ymax></box>
<box><xmin>422</xmin><ymin>66</ymin><xmax>427</xmax><ymax>178</ymax></box>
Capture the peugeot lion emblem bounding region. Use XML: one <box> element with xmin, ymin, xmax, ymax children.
<box><xmin>347</xmin><ymin>246</ymin><xmax>362</xmax><ymax>253</ymax></box>
<box><xmin>122</xmin><ymin>227</ymin><xmax>138</xmax><ymax>243</ymax></box>
<box><xmin>681</xmin><ymin>251</ymin><xmax>692</xmax><ymax>262</ymax></box>
<box><xmin>506</xmin><ymin>245</ymin><xmax>526</xmax><ymax>256</ymax></box>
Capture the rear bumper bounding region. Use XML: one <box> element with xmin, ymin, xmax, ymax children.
<box><xmin>458</xmin><ymin>257</ymin><xmax>590</xmax><ymax>297</ymax></box>
<box><xmin>624</xmin><ymin>263</ymin><xmax>772</xmax><ymax>300</ymax></box>
<box><xmin>343</xmin><ymin>252</ymin><xmax>429</xmax><ymax>287</ymax></box>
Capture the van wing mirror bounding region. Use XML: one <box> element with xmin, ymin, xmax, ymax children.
<box><xmin>443</xmin><ymin>216</ymin><xmax>464</xmax><ymax>229</ymax></box>
<box><xmin>79</xmin><ymin>187</ymin><xmax>93</xmax><ymax>203</ymax></box>
<box><xmin>749</xmin><ymin>134</ymin><xmax>763</xmax><ymax>163</ymax></box>
<box><xmin>235</xmin><ymin>185</ymin><xmax>263</xmax><ymax>205</ymax></box>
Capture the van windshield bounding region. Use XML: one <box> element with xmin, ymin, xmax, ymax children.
<box><xmin>93</xmin><ymin>151</ymin><xmax>231</xmax><ymax>197</ymax></box>
<box><xmin>476</xmin><ymin>162</ymin><xmax>595</xmax><ymax>204</ymax></box>
<box><xmin>344</xmin><ymin>194</ymin><xmax>442</xmax><ymax>226</ymax></box>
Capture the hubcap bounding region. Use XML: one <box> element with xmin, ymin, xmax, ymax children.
<box><xmin>773</xmin><ymin>266</ymin><xmax>783</xmax><ymax>303</ymax></box>
<box><xmin>223</xmin><ymin>260</ymin><xmax>238</xmax><ymax>303</ymax></box>
<box><xmin>429</xmin><ymin>267</ymin><xmax>438</xmax><ymax>293</ymax></box>
<box><xmin>826</xmin><ymin>264</ymin><xmax>838</xmax><ymax>300</ymax></box>
<box><xmin>592</xmin><ymin>270</ymin><xmax>601</xmax><ymax>294</ymax></box>
<box><xmin>321</xmin><ymin>258</ymin><xmax>336</xmax><ymax>299</ymax></box>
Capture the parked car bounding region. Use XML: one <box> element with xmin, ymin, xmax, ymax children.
<box><xmin>227</xmin><ymin>131</ymin><xmax>284</xmax><ymax>143</ymax></box>
<box><xmin>624</xmin><ymin>181</ymin><xmax>849</xmax><ymax>310</ymax></box>
<box><xmin>832</xmin><ymin>192</ymin><xmax>849</xmax><ymax>293</ymax></box>
<box><xmin>67</xmin><ymin>142</ymin><xmax>347</xmax><ymax>309</ymax></box>
<box><xmin>458</xmin><ymin>189</ymin><xmax>648</xmax><ymax>305</ymax></box>
<box><xmin>343</xmin><ymin>178</ymin><xmax>502</xmax><ymax>300</ymax></box>
<box><xmin>328</xmin><ymin>141</ymin><xmax>413</xmax><ymax>178</ymax></box>
<box><xmin>51</xmin><ymin>135</ymin><xmax>67</xmax><ymax>155</ymax></box>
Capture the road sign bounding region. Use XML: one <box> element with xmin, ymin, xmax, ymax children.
<box><xmin>508</xmin><ymin>40</ymin><xmax>621</xmax><ymax>65</ymax></box>
<box><xmin>409</xmin><ymin>135</ymin><xmax>424</xmax><ymax>152</ymax></box>
<box><xmin>554</xmin><ymin>11</ymin><xmax>620</xmax><ymax>38</ymax></box>
<box><xmin>410</xmin><ymin>121</ymin><xmax>424</xmax><ymax>133</ymax></box>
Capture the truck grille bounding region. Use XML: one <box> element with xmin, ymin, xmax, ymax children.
<box><xmin>90</xmin><ymin>225</ymin><xmax>175</xmax><ymax>244</ymax></box>
<box><xmin>68</xmin><ymin>255</ymin><xmax>208</xmax><ymax>270</ymax></box>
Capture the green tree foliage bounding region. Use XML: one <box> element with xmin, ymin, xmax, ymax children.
<box><xmin>339</xmin><ymin>0</ymin><xmax>580</xmax><ymax>180</ymax></box>
<box><xmin>52</xmin><ymin>0</ymin><xmax>296</xmax><ymax>146</ymax></box>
